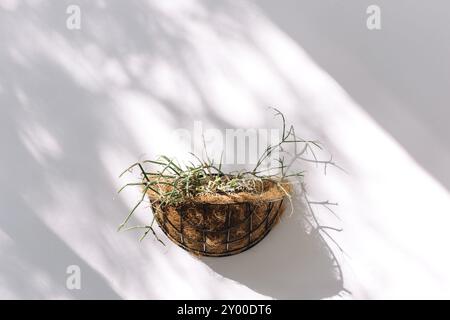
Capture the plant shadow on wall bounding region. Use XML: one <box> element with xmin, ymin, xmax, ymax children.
<box><xmin>120</xmin><ymin>109</ymin><xmax>348</xmax><ymax>299</ymax></box>
<box><xmin>200</xmin><ymin>168</ymin><xmax>346</xmax><ymax>299</ymax></box>
<box><xmin>202</xmin><ymin>207</ymin><xmax>344</xmax><ymax>299</ymax></box>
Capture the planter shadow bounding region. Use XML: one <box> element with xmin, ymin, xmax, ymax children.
<box><xmin>201</xmin><ymin>209</ymin><xmax>344</xmax><ymax>299</ymax></box>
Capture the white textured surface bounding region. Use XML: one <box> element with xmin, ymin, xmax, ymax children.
<box><xmin>1</xmin><ymin>0</ymin><xmax>449</xmax><ymax>299</ymax></box>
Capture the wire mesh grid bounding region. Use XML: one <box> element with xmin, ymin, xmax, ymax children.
<box><xmin>152</xmin><ymin>198</ymin><xmax>285</xmax><ymax>257</ymax></box>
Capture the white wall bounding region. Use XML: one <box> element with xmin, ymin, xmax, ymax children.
<box><xmin>257</xmin><ymin>0</ymin><xmax>450</xmax><ymax>190</ymax></box>
<box><xmin>0</xmin><ymin>0</ymin><xmax>449</xmax><ymax>299</ymax></box>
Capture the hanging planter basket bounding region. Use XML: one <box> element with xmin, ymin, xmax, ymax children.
<box><xmin>118</xmin><ymin>109</ymin><xmax>338</xmax><ymax>259</ymax></box>
<box><xmin>149</xmin><ymin>180</ymin><xmax>287</xmax><ymax>257</ymax></box>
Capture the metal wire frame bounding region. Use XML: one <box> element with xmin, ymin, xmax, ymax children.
<box><xmin>154</xmin><ymin>198</ymin><xmax>285</xmax><ymax>257</ymax></box>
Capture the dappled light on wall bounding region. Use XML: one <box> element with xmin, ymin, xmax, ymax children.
<box><xmin>0</xmin><ymin>0</ymin><xmax>449</xmax><ymax>299</ymax></box>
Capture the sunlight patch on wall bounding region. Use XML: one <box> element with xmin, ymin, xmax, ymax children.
<box><xmin>0</xmin><ymin>0</ymin><xmax>19</xmax><ymax>11</ymax></box>
<box><xmin>19</xmin><ymin>122</ymin><xmax>62</xmax><ymax>164</ymax></box>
